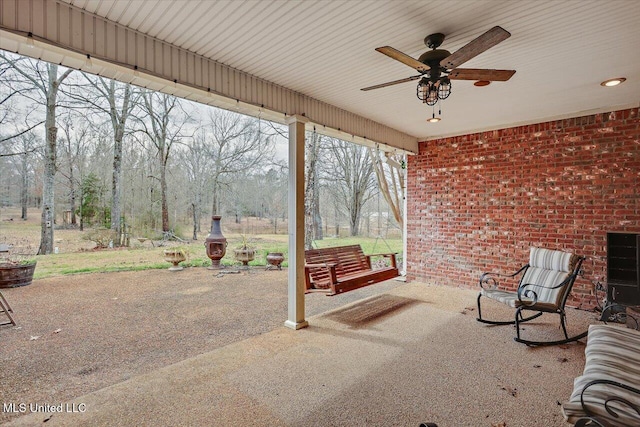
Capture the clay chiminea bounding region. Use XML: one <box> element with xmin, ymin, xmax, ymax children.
<box><xmin>205</xmin><ymin>215</ymin><xmax>227</xmax><ymax>269</ymax></box>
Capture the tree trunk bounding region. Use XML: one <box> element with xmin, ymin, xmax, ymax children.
<box><xmin>20</xmin><ymin>153</ymin><xmax>28</xmax><ymax>220</ymax></box>
<box><xmin>38</xmin><ymin>95</ymin><xmax>57</xmax><ymax>255</ymax></box>
<box><xmin>36</xmin><ymin>64</ymin><xmax>72</xmax><ymax>254</ymax></box>
<box><xmin>192</xmin><ymin>203</ymin><xmax>198</xmax><ymax>240</ymax></box>
<box><xmin>349</xmin><ymin>206</ymin><xmax>360</xmax><ymax>236</ymax></box>
<box><xmin>211</xmin><ymin>181</ymin><xmax>220</xmax><ymax>218</ymax></box>
<box><xmin>304</xmin><ymin>132</ymin><xmax>323</xmax><ymax>249</ymax></box>
<box><xmin>312</xmin><ymin>189</ymin><xmax>322</xmax><ymax>240</ymax></box>
<box><xmin>195</xmin><ymin>192</ymin><xmax>202</xmax><ymax>233</ymax></box>
<box><xmin>111</xmin><ymin>136</ymin><xmax>123</xmax><ymax>242</ymax></box>
<box><xmin>67</xmin><ymin>156</ymin><xmax>77</xmax><ymax>225</ymax></box>
<box><xmin>70</xmin><ymin>189</ymin><xmax>77</xmax><ymax>225</ymax></box>
<box><xmin>160</xmin><ymin>152</ymin><xmax>169</xmax><ymax>232</ymax></box>
<box><xmin>109</xmin><ymin>83</ymin><xmax>131</xmax><ymax>246</ymax></box>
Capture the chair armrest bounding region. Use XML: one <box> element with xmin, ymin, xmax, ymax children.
<box><xmin>517</xmin><ymin>274</ymin><xmax>574</xmax><ymax>306</ymax></box>
<box><xmin>517</xmin><ymin>256</ymin><xmax>584</xmax><ymax>306</ymax></box>
<box><xmin>479</xmin><ymin>265</ymin><xmax>528</xmax><ymax>290</ymax></box>
<box><xmin>575</xmin><ymin>379</ymin><xmax>640</xmax><ymax>426</ymax></box>
<box><xmin>366</xmin><ymin>252</ymin><xmax>396</xmax><ymax>258</ymax></box>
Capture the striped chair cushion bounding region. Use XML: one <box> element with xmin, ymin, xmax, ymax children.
<box><xmin>479</xmin><ymin>289</ymin><xmax>533</xmax><ymax>308</ymax></box>
<box><xmin>562</xmin><ymin>324</ymin><xmax>640</xmax><ymax>426</ymax></box>
<box><xmin>521</xmin><ymin>247</ymin><xmax>577</xmax><ymax>306</ymax></box>
<box><xmin>520</xmin><ymin>267</ymin><xmax>570</xmax><ymax>306</ymax></box>
<box><xmin>528</xmin><ymin>247</ymin><xmax>575</xmax><ymax>272</ymax></box>
<box><xmin>482</xmin><ymin>248</ymin><xmax>577</xmax><ymax>309</ymax></box>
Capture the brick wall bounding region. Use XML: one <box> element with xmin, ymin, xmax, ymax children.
<box><xmin>406</xmin><ymin>107</ymin><xmax>640</xmax><ymax>308</ymax></box>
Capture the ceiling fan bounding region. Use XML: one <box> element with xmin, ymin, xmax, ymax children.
<box><xmin>362</xmin><ymin>26</ymin><xmax>516</xmax><ymax>114</ymax></box>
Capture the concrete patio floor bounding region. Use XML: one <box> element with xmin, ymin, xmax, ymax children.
<box><xmin>1</xmin><ymin>268</ymin><xmax>599</xmax><ymax>426</ymax></box>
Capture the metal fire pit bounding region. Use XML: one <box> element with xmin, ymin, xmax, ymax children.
<box><xmin>205</xmin><ymin>215</ymin><xmax>227</xmax><ymax>269</ymax></box>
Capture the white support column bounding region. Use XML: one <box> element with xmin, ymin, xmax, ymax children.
<box><xmin>284</xmin><ymin>115</ymin><xmax>309</xmax><ymax>330</ymax></box>
<box><xmin>402</xmin><ymin>157</ymin><xmax>408</xmax><ymax>277</ymax></box>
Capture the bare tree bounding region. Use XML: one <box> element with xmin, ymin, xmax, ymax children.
<box><xmin>177</xmin><ymin>128</ymin><xmax>214</xmax><ymax>239</ymax></box>
<box><xmin>261</xmin><ymin>164</ymin><xmax>288</xmax><ymax>234</ymax></box>
<box><xmin>369</xmin><ymin>149</ymin><xmax>405</xmax><ymax>233</ymax></box>
<box><xmin>4</xmin><ymin>132</ymin><xmax>40</xmax><ymax>220</ymax></box>
<box><xmin>71</xmin><ymin>77</ymin><xmax>139</xmax><ymax>244</ymax></box>
<box><xmin>0</xmin><ymin>53</ymin><xmax>74</xmax><ymax>254</ymax></box>
<box><xmin>58</xmin><ymin>112</ymin><xmax>92</xmax><ymax>226</ymax></box>
<box><xmin>323</xmin><ymin>139</ymin><xmax>376</xmax><ymax>236</ymax></box>
<box><xmin>0</xmin><ymin>58</ymin><xmax>43</xmax><ymax>145</ymax></box>
<box><xmin>204</xmin><ymin>109</ymin><xmax>273</xmax><ymax>225</ymax></box>
<box><xmin>138</xmin><ymin>90</ymin><xmax>185</xmax><ymax>232</ymax></box>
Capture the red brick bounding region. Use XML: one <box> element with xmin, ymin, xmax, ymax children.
<box><xmin>407</xmin><ymin>107</ymin><xmax>640</xmax><ymax>309</ymax></box>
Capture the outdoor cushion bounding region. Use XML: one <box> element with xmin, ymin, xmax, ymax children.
<box><xmin>562</xmin><ymin>324</ymin><xmax>640</xmax><ymax>426</ymax></box>
<box><xmin>520</xmin><ymin>266</ymin><xmax>571</xmax><ymax>305</ymax></box>
<box><xmin>528</xmin><ymin>246</ymin><xmax>575</xmax><ymax>272</ymax></box>
<box><xmin>481</xmin><ymin>247</ymin><xmax>577</xmax><ymax>307</ymax></box>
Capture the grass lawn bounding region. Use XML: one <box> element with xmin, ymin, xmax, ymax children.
<box><xmin>1</xmin><ymin>216</ymin><xmax>402</xmax><ymax>279</ymax></box>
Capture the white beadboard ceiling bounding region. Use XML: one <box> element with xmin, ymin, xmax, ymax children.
<box><xmin>51</xmin><ymin>0</ymin><xmax>640</xmax><ymax>140</ymax></box>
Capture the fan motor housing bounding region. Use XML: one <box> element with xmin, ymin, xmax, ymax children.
<box><xmin>418</xmin><ymin>49</ymin><xmax>451</xmax><ymax>65</ymax></box>
<box><xmin>418</xmin><ymin>49</ymin><xmax>451</xmax><ymax>79</ymax></box>
<box><xmin>424</xmin><ymin>32</ymin><xmax>445</xmax><ymax>49</ymax></box>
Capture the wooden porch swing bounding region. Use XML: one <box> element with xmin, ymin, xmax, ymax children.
<box><xmin>304</xmin><ymin>244</ymin><xmax>399</xmax><ymax>296</ymax></box>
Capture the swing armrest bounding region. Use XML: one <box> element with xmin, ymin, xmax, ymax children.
<box><xmin>305</xmin><ymin>263</ymin><xmax>337</xmax><ymax>268</ymax></box>
<box><xmin>304</xmin><ymin>262</ymin><xmax>338</xmax><ymax>290</ymax></box>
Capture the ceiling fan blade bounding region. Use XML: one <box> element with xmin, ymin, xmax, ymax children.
<box><xmin>440</xmin><ymin>26</ymin><xmax>511</xmax><ymax>69</ymax></box>
<box><xmin>361</xmin><ymin>75</ymin><xmax>422</xmax><ymax>91</ymax></box>
<box><xmin>376</xmin><ymin>46</ymin><xmax>430</xmax><ymax>73</ymax></box>
<box><xmin>448</xmin><ymin>68</ymin><xmax>516</xmax><ymax>81</ymax></box>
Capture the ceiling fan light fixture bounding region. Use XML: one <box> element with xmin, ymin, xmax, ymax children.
<box><xmin>416</xmin><ymin>78</ymin><xmax>428</xmax><ymax>102</ymax></box>
<box><xmin>417</xmin><ymin>79</ymin><xmax>440</xmax><ymax>106</ymax></box>
<box><xmin>600</xmin><ymin>77</ymin><xmax>626</xmax><ymax>87</ymax></box>
<box><xmin>425</xmin><ymin>88</ymin><xmax>439</xmax><ymax>106</ymax></box>
<box><xmin>438</xmin><ymin>77</ymin><xmax>452</xmax><ymax>99</ymax></box>
<box><xmin>427</xmin><ymin>114</ymin><xmax>441</xmax><ymax>123</ymax></box>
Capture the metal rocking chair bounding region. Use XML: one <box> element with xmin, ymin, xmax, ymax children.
<box><xmin>0</xmin><ymin>289</ymin><xmax>16</xmax><ymax>327</ymax></box>
<box><xmin>476</xmin><ymin>247</ymin><xmax>586</xmax><ymax>346</ymax></box>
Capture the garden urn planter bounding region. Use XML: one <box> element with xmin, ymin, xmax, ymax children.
<box><xmin>205</xmin><ymin>216</ymin><xmax>227</xmax><ymax>269</ymax></box>
<box><xmin>0</xmin><ymin>262</ymin><xmax>37</xmax><ymax>288</ymax></box>
<box><xmin>163</xmin><ymin>249</ymin><xmax>186</xmax><ymax>271</ymax></box>
<box><xmin>234</xmin><ymin>248</ymin><xmax>255</xmax><ymax>266</ymax></box>
<box><xmin>266</xmin><ymin>252</ymin><xmax>284</xmax><ymax>270</ymax></box>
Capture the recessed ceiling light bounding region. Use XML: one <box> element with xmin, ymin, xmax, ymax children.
<box><xmin>600</xmin><ymin>77</ymin><xmax>626</xmax><ymax>87</ymax></box>
<box><xmin>427</xmin><ymin>117</ymin><xmax>441</xmax><ymax>123</ymax></box>
<box><xmin>474</xmin><ymin>80</ymin><xmax>491</xmax><ymax>87</ymax></box>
